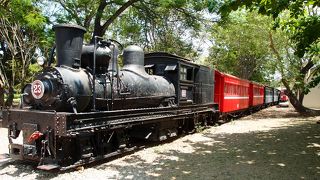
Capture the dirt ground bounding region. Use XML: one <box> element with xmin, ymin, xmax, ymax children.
<box><xmin>0</xmin><ymin>106</ymin><xmax>319</xmax><ymax>179</ymax></box>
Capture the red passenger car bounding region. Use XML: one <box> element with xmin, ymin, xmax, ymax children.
<box><xmin>249</xmin><ymin>82</ymin><xmax>264</xmax><ymax>108</ymax></box>
<box><xmin>214</xmin><ymin>70</ymin><xmax>250</xmax><ymax>113</ymax></box>
<box><xmin>280</xmin><ymin>89</ymin><xmax>289</xmax><ymax>102</ymax></box>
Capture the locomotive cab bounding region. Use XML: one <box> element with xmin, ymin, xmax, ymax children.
<box><xmin>145</xmin><ymin>52</ymin><xmax>215</xmax><ymax>106</ymax></box>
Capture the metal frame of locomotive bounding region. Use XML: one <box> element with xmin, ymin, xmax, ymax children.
<box><xmin>2</xmin><ymin>24</ymin><xmax>218</xmax><ymax>170</ymax></box>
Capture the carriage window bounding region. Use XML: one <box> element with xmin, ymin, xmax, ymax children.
<box><xmin>187</xmin><ymin>68</ymin><xmax>193</xmax><ymax>80</ymax></box>
<box><xmin>145</xmin><ymin>64</ymin><xmax>154</xmax><ymax>75</ymax></box>
<box><xmin>180</xmin><ymin>65</ymin><xmax>193</xmax><ymax>81</ymax></box>
<box><xmin>146</xmin><ymin>68</ymin><xmax>154</xmax><ymax>75</ymax></box>
<box><xmin>180</xmin><ymin>66</ymin><xmax>187</xmax><ymax>80</ymax></box>
<box><xmin>165</xmin><ymin>64</ymin><xmax>177</xmax><ymax>71</ymax></box>
<box><xmin>231</xmin><ymin>85</ymin><xmax>234</xmax><ymax>95</ymax></box>
<box><xmin>254</xmin><ymin>88</ymin><xmax>260</xmax><ymax>95</ymax></box>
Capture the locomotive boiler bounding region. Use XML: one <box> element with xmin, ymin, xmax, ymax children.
<box><xmin>22</xmin><ymin>24</ymin><xmax>175</xmax><ymax>112</ymax></box>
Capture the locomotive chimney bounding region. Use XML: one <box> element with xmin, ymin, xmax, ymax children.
<box><xmin>122</xmin><ymin>45</ymin><xmax>147</xmax><ymax>75</ymax></box>
<box><xmin>53</xmin><ymin>24</ymin><xmax>86</xmax><ymax>68</ymax></box>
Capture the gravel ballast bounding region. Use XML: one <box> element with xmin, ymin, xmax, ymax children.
<box><xmin>0</xmin><ymin>106</ymin><xmax>319</xmax><ymax>179</ymax></box>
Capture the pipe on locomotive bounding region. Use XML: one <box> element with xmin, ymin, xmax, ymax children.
<box><xmin>92</xmin><ymin>36</ymin><xmax>100</xmax><ymax>111</ymax></box>
<box><xmin>91</xmin><ymin>36</ymin><xmax>119</xmax><ymax>111</ymax></box>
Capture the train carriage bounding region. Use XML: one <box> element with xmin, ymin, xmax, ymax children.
<box><xmin>273</xmin><ymin>89</ymin><xmax>280</xmax><ymax>105</ymax></box>
<box><xmin>214</xmin><ymin>70</ymin><xmax>250</xmax><ymax>114</ymax></box>
<box><xmin>249</xmin><ymin>82</ymin><xmax>264</xmax><ymax>109</ymax></box>
<box><xmin>264</xmin><ymin>86</ymin><xmax>274</xmax><ymax>106</ymax></box>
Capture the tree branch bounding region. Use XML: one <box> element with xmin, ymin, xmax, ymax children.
<box><xmin>101</xmin><ymin>0</ymin><xmax>140</xmax><ymax>33</ymax></box>
<box><xmin>91</xmin><ymin>0</ymin><xmax>108</xmax><ymax>42</ymax></box>
<box><xmin>268</xmin><ymin>31</ymin><xmax>282</xmax><ymax>61</ymax></box>
<box><xmin>268</xmin><ymin>31</ymin><xmax>286</xmax><ymax>75</ymax></box>
<box><xmin>91</xmin><ymin>0</ymin><xmax>140</xmax><ymax>42</ymax></box>
<box><xmin>56</xmin><ymin>0</ymin><xmax>82</xmax><ymax>25</ymax></box>
<box><xmin>300</xmin><ymin>59</ymin><xmax>314</xmax><ymax>75</ymax></box>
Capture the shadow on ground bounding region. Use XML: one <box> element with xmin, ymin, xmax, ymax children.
<box><xmin>0</xmin><ymin>107</ymin><xmax>319</xmax><ymax>179</ymax></box>
<box><xmin>242</xmin><ymin>107</ymin><xmax>301</xmax><ymax>120</ymax></box>
<box><xmin>96</xmin><ymin>121</ymin><xmax>320</xmax><ymax>179</ymax></box>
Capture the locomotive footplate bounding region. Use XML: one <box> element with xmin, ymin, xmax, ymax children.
<box><xmin>63</xmin><ymin>104</ymin><xmax>216</xmax><ymax>135</ymax></box>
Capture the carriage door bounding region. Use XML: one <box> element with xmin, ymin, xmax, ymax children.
<box><xmin>179</xmin><ymin>64</ymin><xmax>194</xmax><ymax>105</ymax></box>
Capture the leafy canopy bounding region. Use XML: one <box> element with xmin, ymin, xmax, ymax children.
<box><xmin>45</xmin><ymin>0</ymin><xmax>209</xmax><ymax>58</ymax></box>
<box><xmin>205</xmin><ymin>10</ymin><xmax>277</xmax><ymax>83</ymax></box>
<box><xmin>207</xmin><ymin>0</ymin><xmax>320</xmax><ymax>113</ymax></box>
<box><xmin>208</xmin><ymin>0</ymin><xmax>320</xmax><ymax>58</ymax></box>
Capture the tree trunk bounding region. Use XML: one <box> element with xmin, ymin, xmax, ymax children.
<box><xmin>268</xmin><ymin>32</ymin><xmax>320</xmax><ymax>116</ymax></box>
<box><xmin>91</xmin><ymin>0</ymin><xmax>140</xmax><ymax>43</ymax></box>
<box><xmin>282</xmin><ymin>79</ymin><xmax>320</xmax><ymax>116</ymax></box>
<box><xmin>90</xmin><ymin>0</ymin><xmax>107</xmax><ymax>43</ymax></box>
<box><xmin>0</xmin><ymin>86</ymin><xmax>4</xmax><ymax>107</ymax></box>
<box><xmin>5</xmin><ymin>85</ymin><xmax>13</xmax><ymax>107</ymax></box>
<box><xmin>298</xmin><ymin>91</ymin><xmax>304</xmax><ymax>104</ymax></box>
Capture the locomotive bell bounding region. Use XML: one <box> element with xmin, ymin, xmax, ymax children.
<box><xmin>53</xmin><ymin>24</ymin><xmax>86</xmax><ymax>68</ymax></box>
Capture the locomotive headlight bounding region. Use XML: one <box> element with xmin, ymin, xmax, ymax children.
<box><xmin>37</xmin><ymin>56</ymin><xmax>45</xmax><ymax>66</ymax></box>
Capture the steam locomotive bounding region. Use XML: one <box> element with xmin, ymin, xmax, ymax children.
<box><xmin>1</xmin><ymin>24</ymin><xmax>279</xmax><ymax>170</ymax></box>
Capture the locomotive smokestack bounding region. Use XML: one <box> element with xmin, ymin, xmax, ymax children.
<box><xmin>53</xmin><ymin>24</ymin><xmax>86</xmax><ymax>68</ymax></box>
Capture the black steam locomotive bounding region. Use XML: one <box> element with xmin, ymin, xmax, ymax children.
<box><xmin>2</xmin><ymin>24</ymin><xmax>216</xmax><ymax>170</ymax></box>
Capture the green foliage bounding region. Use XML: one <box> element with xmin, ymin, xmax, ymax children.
<box><xmin>208</xmin><ymin>0</ymin><xmax>320</xmax><ymax>111</ymax></box>
<box><xmin>26</xmin><ymin>63</ymin><xmax>42</xmax><ymax>82</ymax></box>
<box><xmin>0</xmin><ymin>0</ymin><xmax>46</xmax><ymax>31</ymax></box>
<box><xmin>0</xmin><ymin>0</ymin><xmax>49</xmax><ymax>50</ymax></box>
<box><xmin>25</xmin><ymin>11</ymin><xmax>46</xmax><ymax>29</ymax></box>
<box><xmin>0</xmin><ymin>0</ymin><xmax>48</xmax><ymax>105</ymax></box>
<box><xmin>205</xmin><ymin>10</ymin><xmax>275</xmax><ymax>82</ymax></box>
<box><xmin>109</xmin><ymin>0</ymin><xmax>206</xmax><ymax>58</ymax></box>
<box><xmin>46</xmin><ymin>0</ymin><xmax>208</xmax><ymax>58</ymax></box>
<box><xmin>291</xmin><ymin>15</ymin><xmax>320</xmax><ymax>57</ymax></box>
<box><xmin>209</xmin><ymin>0</ymin><xmax>320</xmax><ymax>58</ymax></box>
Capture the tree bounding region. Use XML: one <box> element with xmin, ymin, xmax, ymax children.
<box><xmin>0</xmin><ymin>42</ymin><xmax>8</xmax><ymax>107</ymax></box>
<box><xmin>110</xmin><ymin>0</ymin><xmax>208</xmax><ymax>58</ymax></box>
<box><xmin>48</xmin><ymin>0</ymin><xmax>146</xmax><ymax>42</ymax></box>
<box><xmin>205</xmin><ymin>10</ymin><xmax>275</xmax><ymax>82</ymax></box>
<box><xmin>0</xmin><ymin>0</ymin><xmax>46</xmax><ymax>106</ymax></box>
<box><xmin>0</xmin><ymin>17</ymin><xmax>40</xmax><ymax>88</ymax></box>
<box><xmin>209</xmin><ymin>0</ymin><xmax>320</xmax><ymax>114</ymax></box>
<box><xmin>45</xmin><ymin>0</ymin><xmax>208</xmax><ymax>58</ymax></box>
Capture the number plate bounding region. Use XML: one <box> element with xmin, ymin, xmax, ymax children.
<box><xmin>31</xmin><ymin>80</ymin><xmax>44</xmax><ymax>99</ymax></box>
